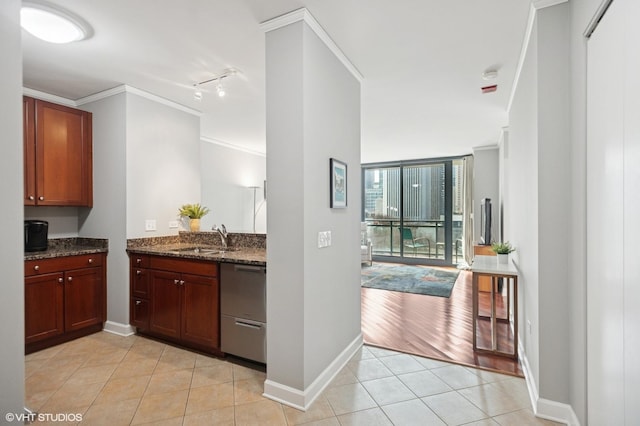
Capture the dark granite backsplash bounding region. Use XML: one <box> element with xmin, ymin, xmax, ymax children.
<box><xmin>127</xmin><ymin>231</ymin><xmax>266</xmax><ymax>250</ymax></box>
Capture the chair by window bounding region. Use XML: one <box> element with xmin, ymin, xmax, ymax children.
<box><xmin>400</xmin><ymin>227</ymin><xmax>431</xmax><ymax>257</ymax></box>
<box><xmin>361</xmin><ymin>223</ymin><xmax>372</xmax><ymax>266</ymax></box>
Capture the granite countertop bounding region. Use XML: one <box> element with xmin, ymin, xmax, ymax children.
<box><xmin>126</xmin><ymin>244</ymin><xmax>266</xmax><ymax>266</ymax></box>
<box><xmin>126</xmin><ymin>232</ymin><xmax>266</xmax><ymax>267</ymax></box>
<box><xmin>24</xmin><ymin>238</ymin><xmax>109</xmax><ymax>261</ymax></box>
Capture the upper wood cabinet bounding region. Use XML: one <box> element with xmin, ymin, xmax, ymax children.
<box><xmin>23</xmin><ymin>97</ymin><xmax>93</xmax><ymax>207</ymax></box>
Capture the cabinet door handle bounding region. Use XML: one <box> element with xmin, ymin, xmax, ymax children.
<box><xmin>28</xmin><ymin>196</ymin><xmax>34</xmax><ymax>201</ymax></box>
<box><xmin>179</xmin><ymin>280</ymin><xmax>185</xmax><ymax>286</ymax></box>
<box><xmin>136</xmin><ymin>270</ymin><xmax>142</xmax><ymax>275</ymax></box>
<box><xmin>67</xmin><ymin>276</ymin><xmax>73</xmax><ymax>282</ymax></box>
<box><xmin>38</xmin><ymin>196</ymin><xmax>44</xmax><ymax>201</ymax></box>
<box><xmin>88</xmin><ymin>258</ymin><xmax>93</xmax><ymax>264</ymax></box>
<box><xmin>136</xmin><ymin>258</ymin><xmax>142</xmax><ymax>264</ymax></box>
<box><xmin>174</xmin><ymin>279</ymin><xmax>179</xmax><ymax>285</ymax></box>
<box><xmin>34</xmin><ymin>265</ymin><xmax>39</xmax><ymax>271</ymax></box>
<box><xmin>58</xmin><ymin>277</ymin><xmax>63</xmax><ymax>283</ymax></box>
<box><xmin>135</xmin><ymin>300</ymin><xmax>142</xmax><ymax>305</ymax></box>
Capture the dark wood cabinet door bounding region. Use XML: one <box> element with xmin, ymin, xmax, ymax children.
<box><xmin>131</xmin><ymin>298</ymin><xmax>150</xmax><ymax>331</ymax></box>
<box><xmin>25</xmin><ymin>272</ymin><xmax>64</xmax><ymax>343</ymax></box>
<box><xmin>181</xmin><ymin>273</ymin><xmax>219</xmax><ymax>349</ymax></box>
<box><xmin>34</xmin><ymin>99</ymin><xmax>92</xmax><ymax>206</ymax></box>
<box><xmin>23</xmin><ymin>97</ymin><xmax>36</xmax><ymax>205</ymax></box>
<box><xmin>149</xmin><ymin>270</ymin><xmax>181</xmax><ymax>339</ymax></box>
<box><xmin>64</xmin><ymin>267</ymin><xmax>103</xmax><ymax>332</ymax></box>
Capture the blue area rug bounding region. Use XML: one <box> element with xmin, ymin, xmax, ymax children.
<box><xmin>361</xmin><ymin>263</ymin><xmax>460</xmax><ymax>298</ymax></box>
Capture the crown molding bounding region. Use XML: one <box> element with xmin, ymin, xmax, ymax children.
<box><xmin>260</xmin><ymin>8</ymin><xmax>363</xmax><ymax>83</ymax></box>
<box><xmin>77</xmin><ymin>85</ymin><xmax>202</xmax><ymax>117</ymax></box>
<box><xmin>472</xmin><ymin>144</ymin><xmax>499</xmax><ymax>152</ymax></box>
<box><xmin>22</xmin><ymin>87</ymin><xmax>76</xmax><ymax>106</ymax></box>
<box><xmin>24</xmin><ymin>85</ymin><xmax>201</xmax><ymax>117</ymax></box>
<box><xmin>201</xmin><ymin>136</ymin><xmax>266</xmax><ymax>157</ymax></box>
<box><xmin>532</xmin><ymin>0</ymin><xmax>568</xmax><ymax>10</ymax></box>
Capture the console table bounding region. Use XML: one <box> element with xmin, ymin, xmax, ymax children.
<box><xmin>470</xmin><ymin>255</ymin><xmax>519</xmax><ymax>359</ymax></box>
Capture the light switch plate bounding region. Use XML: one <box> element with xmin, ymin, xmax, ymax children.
<box><xmin>318</xmin><ymin>231</ymin><xmax>331</xmax><ymax>248</ymax></box>
<box><xmin>145</xmin><ymin>219</ymin><xmax>157</xmax><ymax>231</ymax></box>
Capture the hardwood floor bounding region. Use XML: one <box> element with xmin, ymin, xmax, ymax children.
<box><xmin>361</xmin><ymin>263</ymin><xmax>524</xmax><ymax>377</ymax></box>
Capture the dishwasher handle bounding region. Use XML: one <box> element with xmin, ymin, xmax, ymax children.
<box><xmin>234</xmin><ymin>319</ymin><xmax>263</xmax><ymax>330</ymax></box>
<box><xmin>234</xmin><ymin>265</ymin><xmax>265</xmax><ymax>273</ymax></box>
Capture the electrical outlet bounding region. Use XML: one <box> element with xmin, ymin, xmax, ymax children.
<box><xmin>169</xmin><ymin>220</ymin><xmax>179</xmax><ymax>229</ymax></box>
<box><xmin>325</xmin><ymin>231</ymin><xmax>332</xmax><ymax>247</ymax></box>
<box><xmin>145</xmin><ymin>219</ymin><xmax>157</xmax><ymax>231</ymax></box>
<box><xmin>527</xmin><ymin>320</ymin><xmax>532</xmax><ymax>335</ymax></box>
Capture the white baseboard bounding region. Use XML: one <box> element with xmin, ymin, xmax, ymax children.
<box><xmin>263</xmin><ymin>333</ymin><xmax>363</xmax><ymax>411</ymax></box>
<box><xmin>103</xmin><ymin>321</ymin><xmax>135</xmax><ymax>337</ymax></box>
<box><xmin>519</xmin><ymin>340</ymin><xmax>579</xmax><ymax>425</ymax></box>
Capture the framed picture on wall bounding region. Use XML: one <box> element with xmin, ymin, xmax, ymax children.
<box><xmin>330</xmin><ymin>158</ymin><xmax>347</xmax><ymax>208</ymax></box>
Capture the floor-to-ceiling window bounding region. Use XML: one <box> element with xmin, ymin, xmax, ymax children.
<box><xmin>362</xmin><ymin>157</ymin><xmax>463</xmax><ymax>266</ymax></box>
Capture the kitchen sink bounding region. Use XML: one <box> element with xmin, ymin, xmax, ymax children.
<box><xmin>169</xmin><ymin>247</ymin><xmax>241</xmax><ymax>255</ymax></box>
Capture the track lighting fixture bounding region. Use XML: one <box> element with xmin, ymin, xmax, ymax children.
<box><xmin>193</xmin><ymin>68</ymin><xmax>239</xmax><ymax>100</ymax></box>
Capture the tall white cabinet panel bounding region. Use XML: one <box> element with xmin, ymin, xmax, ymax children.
<box><xmin>623</xmin><ymin>0</ymin><xmax>640</xmax><ymax>422</ymax></box>
<box><xmin>587</xmin><ymin>0</ymin><xmax>640</xmax><ymax>423</ymax></box>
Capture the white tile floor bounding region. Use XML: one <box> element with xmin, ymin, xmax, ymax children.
<box><xmin>25</xmin><ymin>332</ymin><xmax>564</xmax><ymax>425</ymax></box>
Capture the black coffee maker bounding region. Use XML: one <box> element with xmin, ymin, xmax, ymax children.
<box><xmin>24</xmin><ymin>220</ymin><xmax>49</xmax><ymax>252</ymax></box>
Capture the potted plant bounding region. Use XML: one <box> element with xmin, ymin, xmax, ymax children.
<box><xmin>491</xmin><ymin>241</ymin><xmax>515</xmax><ymax>264</ymax></box>
<box><xmin>178</xmin><ymin>203</ymin><xmax>210</xmax><ymax>232</ymax></box>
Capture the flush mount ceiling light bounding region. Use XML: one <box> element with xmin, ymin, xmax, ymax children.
<box><xmin>193</xmin><ymin>68</ymin><xmax>239</xmax><ymax>100</ymax></box>
<box><xmin>21</xmin><ymin>1</ymin><xmax>91</xmax><ymax>44</ymax></box>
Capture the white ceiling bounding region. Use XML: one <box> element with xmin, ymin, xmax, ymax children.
<box><xmin>21</xmin><ymin>0</ymin><xmax>531</xmax><ymax>163</ymax></box>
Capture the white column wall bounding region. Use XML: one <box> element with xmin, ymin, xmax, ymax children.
<box><xmin>535</xmin><ymin>4</ymin><xmax>571</xmax><ymax>404</ymax></box>
<box><xmin>0</xmin><ymin>0</ymin><xmax>25</xmax><ymax>414</ymax></box>
<box><xmin>265</xmin><ymin>17</ymin><xmax>362</xmax><ymax>409</ymax></box>
<box><xmin>80</xmin><ymin>93</ymin><xmax>129</xmax><ymax>327</ymax></box>
<box><xmin>506</xmin><ymin>1</ymin><xmax>571</xmax><ymax>408</ymax></box>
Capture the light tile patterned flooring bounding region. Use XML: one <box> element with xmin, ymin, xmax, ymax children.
<box><xmin>25</xmin><ymin>332</ymin><xmax>563</xmax><ymax>425</ymax></box>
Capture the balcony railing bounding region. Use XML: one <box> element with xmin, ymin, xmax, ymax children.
<box><xmin>365</xmin><ymin>219</ymin><xmax>462</xmax><ymax>263</ymax></box>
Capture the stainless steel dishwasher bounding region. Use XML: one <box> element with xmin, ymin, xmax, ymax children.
<box><xmin>220</xmin><ymin>263</ymin><xmax>266</xmax><ymax>363</ymax></box>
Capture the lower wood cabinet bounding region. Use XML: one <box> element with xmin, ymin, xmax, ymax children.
<box><xmin>25</xmin><ymin>253</ymin><xmax>106</xmax><ymax>353</ymax></box>
<box><xmin>129</xmin><ymin>254</ymin><xmax>220</xmax><ymax>355</ymax></box>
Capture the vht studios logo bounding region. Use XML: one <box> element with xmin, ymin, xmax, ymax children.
<box><xmin>5</xmin><ymin>412</ymin><xmax>83</xmax><ymax>423</ymax></box>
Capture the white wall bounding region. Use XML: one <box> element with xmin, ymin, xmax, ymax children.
<box><xmin>79</xmin><ymin>93</ymin><xmax>128</xmax><ymax>326</ymax></box>
<box><xmin>301</xmin><ymin>22</ymin><xmax>362</xmax><ymax>388</ymax></box>
<box><xmin>126</xmin><ymin>92</ymin><xmax>201</xmax><ymax>238</ymax></box>
<box><xmin>506</xmin><ymin>2</ymin><xmax>573</xmax><ymax>420</ymax></box>
<box><xmin>265</xmin><ymin>16</ymin><xmax>362</xmax><ymax>408</ymax></box>
<box><xmin>472</xmin><ymin>146</ymin><xmax>499</xmax><ymax>244</ymax></box>
<box><xmin>505</xmin><ymin>14</ymin><xmax>540</xmax><ymax>392</ymax></box>
<box><xmin>25</xmin><ymin>206</ymin><xmax>80</xmax><ymax>237</ymax></box>
<box><xmin>536</xmin><ymin>4</ymin><xmax>570</xmax><ymax>405</ymax></box>
<box><xmin>0</xmin><ymin>0</ymin><xmax>25</xmax><ymax>414</ymax></box>
<box><xmin>200</xmin><ymin>141</ymin><xmax>266</xmax><ymax>233</ymax></box>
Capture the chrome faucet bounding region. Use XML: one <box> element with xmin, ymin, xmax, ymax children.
<box><xmin>212</xmin><ymin>224</ymin><xmax>228</xmax><ymax>249</ymax></box>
